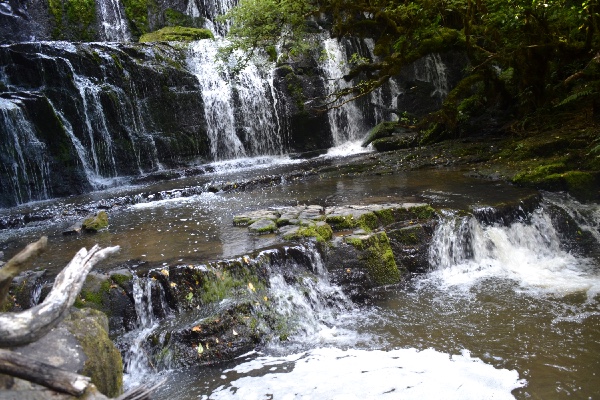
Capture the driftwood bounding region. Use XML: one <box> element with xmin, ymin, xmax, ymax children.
<box><xmin>0</xmin><ymin>243</ymin><xmax>120</xmax><ymax>348</ymax></box>
<box><xmin>0</xmin><ymin>239</ymin><xmax>162</xmax><ymax>399</ymax></box>
<box><xmin>0</xmin><ymin>348</ymin><xmax>91</xmax><ymax>396</ymax></box>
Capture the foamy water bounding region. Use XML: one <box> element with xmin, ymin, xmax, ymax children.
<box><xmin>207</xmin><ymin>347</ymin><xmax>525</xmax><ymax>400</ymax></box>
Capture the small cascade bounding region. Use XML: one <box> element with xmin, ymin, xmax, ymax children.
<box><xmin>187</xmin><ymin>40</ymin><xmax>284</xmax><ymax>160</ymax></box>
<box><xmin>414</xmin><ymin>53</ymin><xmax>449</xmax><ymax>100</ymax></box>
<box><xmin>0</xmin><ymin>97</ymin><xmax>50</xmax><ymax>205</ymax></box>
<box><xmin>266</xmin><ymin>244</ymin><xmax>356</xmax><ymax>347</ymax></box>
<box><xmin>122</xmin><ymin>275</ymin><xmax>169</xmax><ymax>389</ymax></box>
<box><xmin>428</xmin><ymin>203</ymin><xmax>600</xmax><ymax>296</ymax></box>
<box><xmin>96</xmin><ymin>0</ymin><xmax>131</xmax><ymax>41</ymax></box>
<box><xmin>321</xmin><ymin>37</ymin><xmax>400</xmax><ymax>145</ymax></box>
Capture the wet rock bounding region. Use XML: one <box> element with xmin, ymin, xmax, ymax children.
<box><xmin>82</xmin><ymin>211</ymin><xmax>109</xmax><ymax>233</ymax></box>
<box><xmin>3</xmin><ymin>308</ymin><xmax>123</xmax><ymax>398</ymax></box>
<box><xmin>6</xmin><ymin>269</ymin><xmax>48</xmax><ymax>312</ymax></box>
<box><xmin>248</xmin><ymin>219</ymin><xmax>278</xmax><ymax>234</ymax></box>
<box><xmin>74</xmin><ymin>271</ymin><xmax>137</xmax><ymax>334</ymax></box>
<box><xmin>371</xmin><ymin>135</ymin><xmax>417</xmax><ymax>152</ymax></box>
<box><xmin>387</xmin><ymin>222</ymin><xmax>436</xmax><ymax>273</ymax></box>
<box><xmin>63</xmin><ymin>221</ymin><xmax>83</xmax><ymax>235</ymax></box>
<box><xmin>344</xmin><ymin>231</ymin><xmax>403</xmax><ymax>286</ymax></box>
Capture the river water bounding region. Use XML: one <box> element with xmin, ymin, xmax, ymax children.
<box><xmin>0</xmin><ymin>150</ymin><xmax>598</xmax><ymax>399</ymax></box>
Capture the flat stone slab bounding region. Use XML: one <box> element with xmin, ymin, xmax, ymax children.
<box><xmin>234</xmin><ymin>203</ymin><xmax>435</xmax><ymax>239</ymax></box>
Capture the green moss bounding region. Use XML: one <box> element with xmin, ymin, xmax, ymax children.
<box><xmin>122</xmin><ymin>0</ymin><xmax>150</xmax><ymax>37</ymax></box>
<box><xmin>362</xmin><ymin>121</ymin><xmax>397</xmax><ymax>147</ymax></box>
<box><xmin>199</xmin><ymin>266</ymin><xmax>265</xmax><ymax>305</ymax></box>
<box><xmin>48</xmin><ymin>0</ymin><xmax>97</xmax><ymax>40</ymax></box>
<box><xmin>110</xmin><ymin>273</ymin><xmax>132</xmax><ymax>287</ymax></box>
<box><xmin>411</xmin><ymin>205</ymin><xmax>436</xmax><ymax>220</ymax></box>
<box><xmin>82</xmin><ymin>211</ymin><xmax>109</xmax><ymax>232</ymax></box>
<box><xmin>346</xmin><ymin>232</ymin><xmax>401</xmax><ymax>286</ymax></box>
<box><xmin>325</xmin><ymin>214</ymin><xmax>357</xmax><ymax>230</ymax></box>
<box><xmin>65</xmin><ymin>309</ymin><xmax>123</xmax><ymax>397</ymax></box>
<box><xmin>139</xmin><ymin>26</ymin><xmax>214</xmax><ymax>42</ymax></box>
<box><xmin>373</xmin><ymin>208</ymin><xmax>394</xmax><ymax>225</ymax></box>
<box><xmin>283</xmin><ymin>223</ymin><xmax>333</xmax><ymax>242</ymax></box>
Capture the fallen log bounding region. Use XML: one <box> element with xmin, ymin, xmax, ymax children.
<box><xmin>0</xmin><ymin>348</ymin><xmax>90</xmax><ymax>396</ymax></box>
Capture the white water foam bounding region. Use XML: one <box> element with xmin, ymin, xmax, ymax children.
<box><xmin>207</xmin><ymin>347</ymin><xmax>525</xmax><ymax>400</ymax></box>
<box><xmin>428</xmin><ymin>208</ymin><xmax>600</xmax><ymax>298</ymax></box>
<box><xmin>321</xmin><ymin>139</ymin><xmax>373</xmax><ymax>159</ymax></box>
<box><xmin>206</xmin><ymin>155</ymin><xmax>302</xmax><ymax>175</ymax></box>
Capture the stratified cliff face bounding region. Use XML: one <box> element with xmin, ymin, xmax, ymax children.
<box><xmin>0</xmin><ymin>41</ymin><xmax>210</xmax><ymax>207</ymax></box>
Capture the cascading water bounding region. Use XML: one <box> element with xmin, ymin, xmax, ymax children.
<box><xmin>96</xmin><ymin>0</ymin><xmax>131</xmax><ymax>42</ymax></box>
<box><xmin>413</xmin><ymin>53</ymin><xmax>449</xmax><ymax>100</ymax></box>
<box><xmin>122</xmin><ymin>275</ymin><xmax>169</xmax><ymax>388</ymax></box>
<box><xmin>427</xmin><ymin>204</ymin><xmax>600</xmax><ymax>295</ymax></box>
<box><xmin>187</xmin><ymin>40</ymin><xmax>285</xmax><ymax>160</ymax></box>
<box><xmin>321</xmin><ymin>38</ymin><xmax>369</xmax><ymax>145</ymax></box>
<box><xmin>0</xmin><ymin>97</ymin><xmax>50</xmax><ymax>205</ymax></box>
<box><xmin>321</xmin><ymin>37</ymin><xmax>400</xmax><ymax>147</ymax></box>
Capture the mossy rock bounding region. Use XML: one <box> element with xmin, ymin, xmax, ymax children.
<box><xmin>64</xmin><ymin>308</ymin><xmax>123</xmax><ymax>397</ymax></box>
<box><xmin>248</xmin><ymin>219</ymin><xmax>278</xmax><ymax>234</ymax></box>
<box><xmin>371</xmin><ymin>135</ymin><xmax>416</xmax><ymax>152</ymax></box>
<box><xmin>362</xmin><ymin>122</ymin><xmax>398</xmax><ymax>147</ymax></box>
<box><xmin>282</xmin><ymin>222</ymin><xmax>333</xmax><ymax>242</ymax></box>
<box><xmin>139</xmin><ymin>26</ymin><xmax>214</xmax><ymax>42</ymax></box>
<box><xmin>82</xmin><ymin>211</ymin><xmax>109</xmax><ymax>233</ymax></box>
<box><xmin>345</xmin><ymin>231</ymin><xmax>402</xmax><ymax>286</ymax></box>
<box><xmin>513</xmin><ymin>165</ymin><xmax>599</xmax><ymax>201</ymax></box>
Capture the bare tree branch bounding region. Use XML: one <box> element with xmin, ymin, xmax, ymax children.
<box><xmin>0</xmin><ymin>237</ymin><xmax>47</xmax><ymax>308</ymax></box>
<box><xmin>0</xmin><ymin>244</ymin><xmax>120</xmax><ymax>348</ymax></box>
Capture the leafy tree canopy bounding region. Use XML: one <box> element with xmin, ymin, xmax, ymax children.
<box><xmin>220</xmin><ymin>0</ymin><xmax>600</xmax><ymax>136</ymax></box>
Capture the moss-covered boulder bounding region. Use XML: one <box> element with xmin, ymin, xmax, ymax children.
<box><xmin>512</xmin><ymin>165</ymin><xmax>599</xmax><ymax>201</ymax></box>
<box><xmin>5</xmin><ymin>308</ymin><xmax>123</xmax><ymax>398</ymax></box>
<box><xmin>74</xmin><ymin>271</ymin><xmax>137</xmax><ymax>334</ymax></box>
<box><xmin>139</xmin><ymin>26</ymin><xmax>214</xmax><ymax>42</ymax></box>
<box><xmin>82</xmin><ymin>211</ymin><xmax>109</xmax><ymax>233</ymax></box>
<box><xmin>345</xmin><ymin>231</ymin><xmax>403</xmax><ymax>286</ymax></box>
<box><xmin>371</xmin><ymin>135</ymin><xmax>417</xmax><ymax>152</ymax></box>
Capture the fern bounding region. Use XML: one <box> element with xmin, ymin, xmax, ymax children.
<box><xmin>555</xmin><ymin>88</ymin><xmax>594</xmax><ymax>108</ymax></box>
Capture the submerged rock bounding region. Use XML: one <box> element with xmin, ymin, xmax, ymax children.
<box><xmin>82</xmin><ymin>211</ymin><xmax>109</xmax><ymax>233</ymax></box>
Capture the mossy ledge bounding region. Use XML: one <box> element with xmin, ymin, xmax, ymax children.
<box><xmin>139</xmin><ymin>26</ymin><xmax>214</xmax><ymax>42</ymax></box>
<box><xmin>345</xmin><ymin>231</ymin><xmax>402</xmax><ymax>286</ymax></box>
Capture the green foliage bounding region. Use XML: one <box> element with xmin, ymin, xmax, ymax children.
<box><xmin>139</xmin><ymin>26</ymin><xmax>214</xmax><ymax>42</ymax></box>
<box><xmin>221</xmin><ymin>0</ymin><xmax>600</xmax><ymax>133</ymax></box>
<box><xmin>48</xmin><ymin>0</ymin><xmax>97</xmax><ymax>40</ymax></box>
<box><xmin>122</xmin><ymin>0</ymin><xmax>150</xmax><ymax>37</ymax></box>
<box><xmin>164</xmin><ymin>8</ymin><xmax>204</xmax><ymax>28</ymax></box>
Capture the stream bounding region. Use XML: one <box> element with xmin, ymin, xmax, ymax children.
<box><xmin>0</xmin><ymin>148</ymin><xmax>599</xmax><ymax>399</ymax></box>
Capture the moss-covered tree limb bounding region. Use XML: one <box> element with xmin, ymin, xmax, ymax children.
<box><xmin>0</xmin><ymin>236</ymin><xmax>47</xmax><ymax>309</ymax></box>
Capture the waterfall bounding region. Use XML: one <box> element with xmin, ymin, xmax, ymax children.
<box><xmin>189</xmin><ymin>0</ymin><xmax>238</xmax><ymax>36</ymax></box>
<box><xmin>187</xmin><ymin>40</ymin><xmax>284</xmax><ymax>160</ymax></box>
<box><xmin>96</xmin><ymin>0</ymin><xmax>131</xmax><ymax>42</ymax></box>
<box><xmin>321</xmin><ymin>38</ymin><xmax>368</xmax><ymax>145</ymax></box>
<box><xmin>414</xmin><ymin>53</ymin><xmax>449</xmax><ymax>100</ymax></box>
<box><xmin>321</xmin><ymin>37</ymin><xmax>400</xmax><ymax>145</ymax></box>
<box><xmin>0</xmin><ymin>97</ymin><xmax>50</xmax><ymax>205</ymax></box>
<box><xmin>427</xmin><ymin>203</ymin><xmax>600</xmax><ymax>296</ymax></box>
